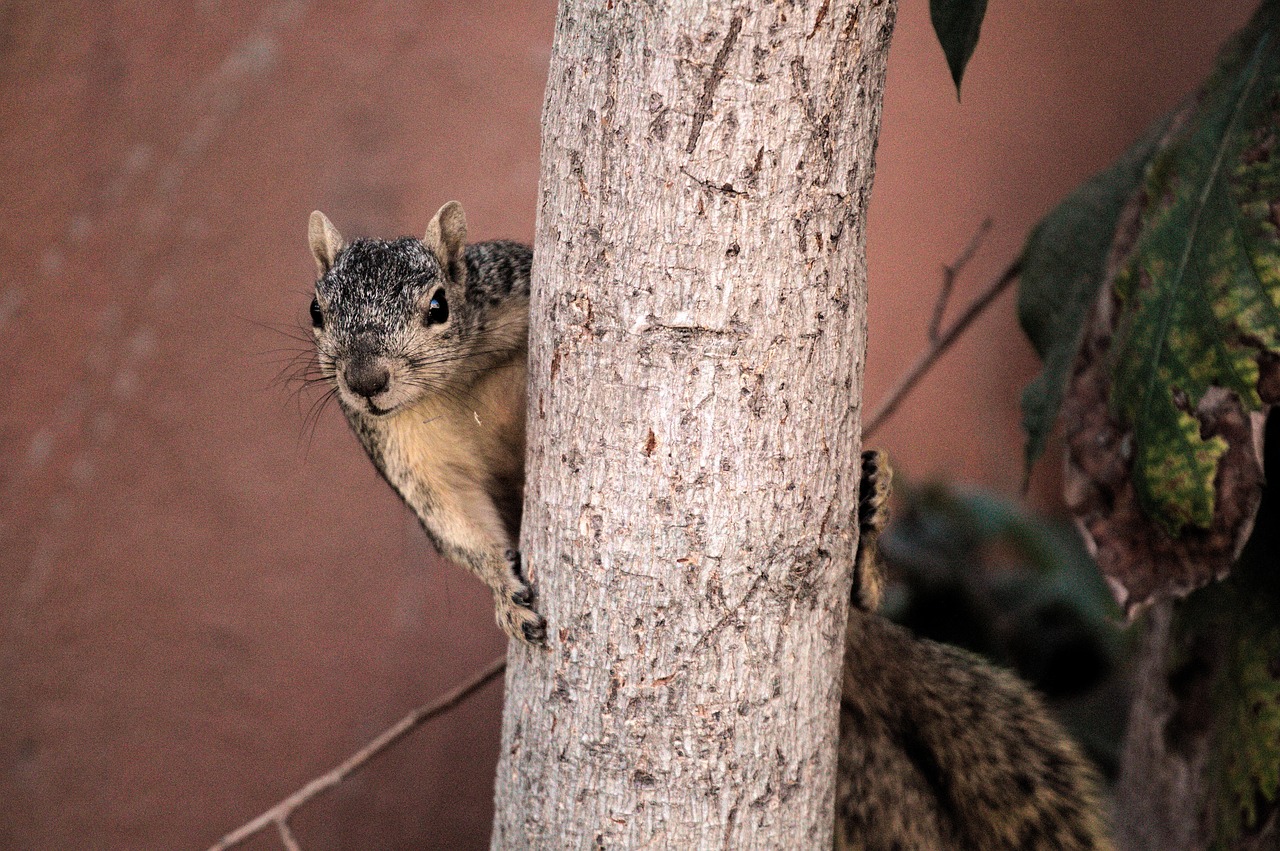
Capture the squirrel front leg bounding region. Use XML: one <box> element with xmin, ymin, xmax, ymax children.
<box><xmin>421</xmin><ymin>484</ymin><xmax>547</xmax><ymax>646</ymax></box>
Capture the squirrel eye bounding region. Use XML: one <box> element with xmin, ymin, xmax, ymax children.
<box><xmin>425</xmin><ymin>290</ymin><xmax>449</xmax><ymax>326</ymax></box>
<box><xmin>309</xmin><ymin>297</ymin><xmax>324</xmax><ymax>330</ymax></box>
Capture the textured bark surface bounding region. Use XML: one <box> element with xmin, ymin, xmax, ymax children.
<box><xmin>492</xmin><ymin>0</ymin><xmax>895</xmax><ymax>847</ymax></box>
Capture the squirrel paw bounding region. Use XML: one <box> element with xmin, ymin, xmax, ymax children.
<box><xmin>496</xmin><ymin>595</ymin><xmax>548</xmax><ymax>647</ymax></box>
<box><xmin>505</xmin><ymin>548</ymin><xmax>528</xmax><ymax>581</ymax></box>
<box><xmin>498</xmin><ymin>550</ymin><xmax>547</xmax><ymax>647</ymax></box>
<box><xmin>504</xmin><ymin>549</ymin><xmax>535</xmax><ymax>608</ymax></box>
<box><xmin>520</xmin><ymin>613</ymin><xmax>548</xmax><ymax>646</ymax></box>
<box><xmin>853</xmin><ymin>448</ymin><xmax>893</xmax><ymax>612</ymax></box>
<box><xmin>858</xmin><ymin>448</ymin><xmax>893</xmax><ymax>536</ymax></box>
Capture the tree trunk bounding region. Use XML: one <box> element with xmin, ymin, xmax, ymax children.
<box><xmin>491</xmin><ymin>1</ymin><xmax>896</xmax><ymax>847</ymax></box>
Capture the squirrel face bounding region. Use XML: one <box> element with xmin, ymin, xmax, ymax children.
<box><xmin>307</xmin><ymin>205</ymin><xmax>474</xmax><ymax>418</ymax></box>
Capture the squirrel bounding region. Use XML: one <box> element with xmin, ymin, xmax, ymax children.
<box><xmin>304</xmin><ymin>204</ymin><xmax>1112</xmax><ymax>845</ymax></box>
<box><xmin>837</xmin><ymin>451</ymin><xmax>1114</xmax><ymax>850</ymax></box>
<box><xmin>306</xmin><ymin>202</ymin><xmax>545</xmax><ymax>645</ymax></box>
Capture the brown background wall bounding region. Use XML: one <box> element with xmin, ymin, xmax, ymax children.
<box><xmin>0</xmin><ymin>1</ymin><xmax>1253</xmax><ymax>849</ymax></box>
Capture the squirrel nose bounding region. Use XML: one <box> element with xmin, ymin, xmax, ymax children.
<box><xmin>345</xmin><ymin>361</ymin><xmax>390</xmax><ymax>399</ymax></box>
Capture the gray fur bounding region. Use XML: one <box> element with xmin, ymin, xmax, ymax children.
<box><xmin>313</xmin><ymin>237</ymin><xmax>533</xmax><ymax>409</ymax></box>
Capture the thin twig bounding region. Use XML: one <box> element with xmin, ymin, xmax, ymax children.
<box><xmin>277</xmin><ymin>820</ymin><xmax>302</xmax><ymax>851</ymax></box>
<box><xmin>865</xmin><ymin>257</ymin><xmax>1022</xmax><ymax>439</ymax></box>
<box><xmin>927</xmin><ymin>218</ymin><xmax>992</xmax><ymax>342</ymax></box>
<box><xmin>208</xmin><ymin>654</ymin><xmax>508</xmax><ymax>851</ymax></box>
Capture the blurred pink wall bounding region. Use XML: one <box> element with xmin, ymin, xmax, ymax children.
<box><xmin>867</xmin><ymin>1</ymin><xmax>1254</xmax><ymax>501</ymax></box>
<box><xmin>0</xmin><ymin>1</ymin><xmax>1253</xmax><ymax>848</ymax></box>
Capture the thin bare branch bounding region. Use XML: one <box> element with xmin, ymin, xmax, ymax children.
<box><xmin>866</xmin><ymin>257</ymin><xmax>1022</xmax><ymax>439</ymax></box>
<box><xmin>208</xmin><ymin>655</ymin><xmax>508</xmax><ymax>851</ymax></box>
<box><xmin>277</xmin><ymin>819</ymin><xmax>302</xmax><ymax>851</ymax></box>
<box><xmin>928</xmin><ymin>218</ymin><xmax>992</xmax><ymax>342</ymax></box>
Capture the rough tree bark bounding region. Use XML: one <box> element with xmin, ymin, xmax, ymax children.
<box><xmin>492</xmin><ymin>1</ymin><xmax>896</xmax><ymax>847</ymax></box>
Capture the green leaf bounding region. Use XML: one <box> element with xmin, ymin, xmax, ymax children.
<box><xmin>929</xmin><ymin>0</ymin><xmax>988</xmax><ymax>94</ymax></box>
<box><xmin>1109</xmin><ymin>13</ymin><xmax>1280</xmax><ymax>535</ymax></box>
<box><xmin>1018</xmin><ymin>116</ymin><xmax>1171</xmax><ymax>476</ymax></box>
<box><xmin>1216</xmin><ymin>617</ymin><xmax>1280</xmax><ymax>845</ymax></box>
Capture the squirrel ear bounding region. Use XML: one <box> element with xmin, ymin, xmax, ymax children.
<box><xmin>308</xmin><ymin>210</ymin><xmax>345</xmax><ymax>276</ymax></box>
<box><xmin>424</xmin><ymin>201</ymin><xmax>468</xmax><ymax>275</ymax></box>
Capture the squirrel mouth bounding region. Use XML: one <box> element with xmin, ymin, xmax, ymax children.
<box><xmin>365</xmin><ymin>400</ymin><xmax>395</xmax><ymax>416</ymax></box>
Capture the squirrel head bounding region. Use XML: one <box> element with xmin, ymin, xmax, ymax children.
<box><xmin>306</xmin><ymin>202</ymin><xmax>486</xmax><ymax>417</ymax></box>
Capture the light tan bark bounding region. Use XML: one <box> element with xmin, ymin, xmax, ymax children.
<box><xmin>493</xmin><ymin>1</ymin><xmax>896</xmax><ymax>846</ymax></box>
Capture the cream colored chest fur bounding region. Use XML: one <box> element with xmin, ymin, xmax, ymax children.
<box><xmin>375</xmin><ymin>354</ymin><xmax>528</xmax><ymax>547</ymax></box>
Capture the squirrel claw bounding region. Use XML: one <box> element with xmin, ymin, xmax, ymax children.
<box><xmin>497</xmin><ymin>591</ymin><xmax>547</xmax><ymax>647</ymax></box>
<box><xmin>505</xmin><ymin>549</ymin><xmax>527</xmax><ymax>581</ymax></box>
<box><xmin>521</xmin><ymin>616</ymin><xmax>548</xmax><ymax>647</ymax></box>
